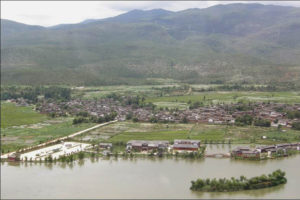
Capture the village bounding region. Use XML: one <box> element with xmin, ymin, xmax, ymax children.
<box><xmin>10</xmin><ymin>96</ymin><xmax>300</xmax><ymax>128</ymax></box>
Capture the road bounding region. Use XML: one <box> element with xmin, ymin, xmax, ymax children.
<box><xmin>1</xmin><ymin>120</ymin><xmax>118</xmax><ymax>159</ymax></box>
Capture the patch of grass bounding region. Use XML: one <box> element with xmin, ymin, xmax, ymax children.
<box><xmin>1</xmin><ymin>102</ymin><xmax>48</xmax><ymax>128</ymax></box>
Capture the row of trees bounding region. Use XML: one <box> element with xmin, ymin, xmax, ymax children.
<box><xmin>1</xmin><ymin>86</ymin><xmax>71</xmax><ymax>102</ymax></box>
<box><xmin>190</xmin><ymin>169</ymin><xmax>287</xmax><ymax>192</ymax></box>
<box><xmin>287</xmin><ymin>110</ymin><xmax>300</xmax><ymax>119</ymax></box>
<box><xmin>73</xmin><ymin>112</ymin><xmax>117</xmax><ymax>124</ymax></box>
<box><xmin>235</xmin><ymin>115</ymin><xmax>271</xmax><ymax>127</ymax></box>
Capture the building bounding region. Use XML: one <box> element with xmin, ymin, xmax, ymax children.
<box><xmin>239</xmin><ymin>150</ymin><xmax>260</xmax><ymax>158</ymax></box>
<box><xmin>126</xmin><ymin>140</ymin><xmax>169</xmax><ymax>152</ymax></box>
<box><xmin>173</xmin><ymin>140</ymin><xmax>201</xmax><ymax>152</ymax></box>
<box><xmin>174</xmin><ymin>139</ymin><xmax>201</xmax><ymax>146</ymax></box>
<box><xmin>99</xmin><ymin>143</ymin><xmax>112</xmax><ymax>149</ymax></box>
<box><xmin>173</xmin><ymin>143</ymin><xmax>199</xmax><ymax>152</ymax></box>
<box><xmin>8</xmin><ymin>153</ymin><xmax>20</xmax><ymax>161</ymax></box>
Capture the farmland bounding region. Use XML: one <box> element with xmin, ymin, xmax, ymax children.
<box><xmin>146</xmin><ymin>91</ymin><xmax>300</xmax><ymax>106</ymax></box>
<box><xmin>1</xmin><ymin>102</ymin><xmax>47</xmax><ymax>128</ymax></box>
<box><xmin>72</xmin><ymin>121</ymin><xmax>300</xmax><ymax>146</ymax></box>
<box><xmin>1</xmin><ymin>101</ymin><xmax>96</xmax><ymax>153</ymax></box>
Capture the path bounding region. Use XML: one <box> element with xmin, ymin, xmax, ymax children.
<box><xmin>1</xmin><ymin>120</ymin><xmax>118</xmax><ymax>159</ymax></box>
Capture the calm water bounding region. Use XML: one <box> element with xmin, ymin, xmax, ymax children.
<box><xmin>1</xmin><ymin>145</ymin><xmax>300</xmax><ymax>199</ymax></box>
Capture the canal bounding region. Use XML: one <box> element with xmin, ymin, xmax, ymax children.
<box><xmin>1</xmin><ymin>145</ymin><xmax>300</xmax><ymax>199</ymax></box>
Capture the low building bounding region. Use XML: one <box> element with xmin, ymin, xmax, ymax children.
<box><xmin>172</xmin><ymin>139</ymin><xmax>201</xmax><ymax>152</ymax></box>
<box><xmin>240</xmin><ymin>150</ymin><xmax>260</xmax><ymax>158</ymax></box>
<box><xmin>173</xmin><ymin>143</ymin><xmax>199</xmax><ymax>152</ymax></box>
<box><xmin>8</xmin><ymin>153</ymin><xmax>20</xmax><ymax>161</ymax></box>
<box><xmin>126</xmin><ymin>140</ymin><xmax>169</xmax><ymax>152</ymax></box>
<box><xmin>99</xmin><ymin>143</ymin><xmax>112</xmax><ymax>149</ymax></box>
<box><xmin>256</xmin><ymin>145</ymin><xmax>276</xmax><ymax>153</ymax></box>
<box><xmin>231</xmin><ymin>147</ymin><xmax>251</xmax><ymax>157</ymax></box>
<box><xmin>174</xmin><ymin>139</ymin><xmax>201</xmax><ymax>146</ymax></box>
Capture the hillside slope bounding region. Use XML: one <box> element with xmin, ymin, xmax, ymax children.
<box><xmin>1</xmin><ymin>3</ymin><xmax>300</xmax><ymax>86</ymax></box>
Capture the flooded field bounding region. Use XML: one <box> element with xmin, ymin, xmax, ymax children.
<box><xmin>1</xmin><ymin>145</ymin><xmax>300</xmax><ymax>199</ymax></box>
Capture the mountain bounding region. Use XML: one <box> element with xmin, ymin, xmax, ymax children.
<box><xmin>1</xmin><ymin>3</ymin><xmax>300</xmax><ymax>86</ymax></box>
<box><xmin>1</xmin><ymin>19</ymin><xmax>45</xmax><ymax>37</ymax></box>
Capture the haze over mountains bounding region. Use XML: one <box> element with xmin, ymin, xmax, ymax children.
<box><xmin>2</xmin><ymin>3</ymin><xmax>300</xmax><ymax>86</ymax></box>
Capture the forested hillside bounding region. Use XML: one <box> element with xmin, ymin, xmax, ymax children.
<box><xmin>2</xmin><ymin>3</ymin><xmax>300</xmax><ymax>86</ymax></box>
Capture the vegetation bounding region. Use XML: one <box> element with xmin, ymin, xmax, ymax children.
<box><xmin>1</xmin><ymin>86</ymin><xmax>71</xmax><ymax>102</ymax></box>
<box><xmin>71</xmin><ymin>121</ymin><xmax>300</xmax><ymax>146</ymax></box>
<box><xmin>1</xmin><ymin>102</ymin><xmax>47</xmax><ymax>128</ymax></box>
<box><xmin>1</xmin><ymin>119</ymin><xmax>95</xmax><ymax>153</ymax></box>
<box><xmin>190</xmin><ymin>170</ymin><xmax>287</xmax><ymax>192</ymax></box>
<box><xmin>235</xmin><ymin>115</ymin><xmax>253</xmax><ymax>126</ymax></box>
<box><xmin>146</xmin><ymin>91</ymin><xmax>300</xmax><ymax>106</ymax></box>
<box><xmin>254</xmin><ymin>118</ymin><xmax>271</xmax><ymax>127</ymax></box>
<box><xmin>72</xmin><ymin>112</ymin><xmax>117</xmax><ymax>124</ymax></box>
<box><xmin>2</xmin><ymin>4</ymin><xmax>300</xmax><ymax>86</ymax></box>
<box><xmin>292</xmin><ymin>122</ymin><xmax>300</xmax><ymax>130</ymax></box>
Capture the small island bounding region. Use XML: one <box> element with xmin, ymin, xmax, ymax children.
<box><xmin>190</xmin><ymin>170</ymin><xmax>287</xmax><ymax>192</ymax></box>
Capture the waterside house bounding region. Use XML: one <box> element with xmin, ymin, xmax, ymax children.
<box><xmin>7</xmin><ymin>153</ymin><xmax>20</xmax><ymax>161</ymax></box>
<box><xmin>232</xmin><ymin>143</ymin><xmax>300</xmax><ymax>158</ymax></box>
<box><xmin>231</xmin><ymin>147</ymin><xmax>260</xmax><ymax>158</ymax></box>
<box><xmin>173</xmin><ymin>139</ymin><xmax>201</xmax><ymax>152</ymax></box>
<box><xmin>126</xmin><ymin>140</ymin><xmax>169</xmax><ymax>152</ymax></box>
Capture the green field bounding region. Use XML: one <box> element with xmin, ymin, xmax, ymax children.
<box><xmin>1</xmin><ymin>119</ymin><xmax>96</xmax><ymax>153</ymax></box>
<box><xmin>146</xmin><ymin>91</ymin><xmax>300</xmax><ymax>106</ymax></box>
<box><xmin>1</xmin><ymin>101</ymin><xmax>96</xmax><ymax>153</ymax></box>
<box><xmin>73</xmin><ymin>83</ymin><xmax>181</xmax><ymax>99</ymax></box>
<box><xmin>72</xmin><ymin>121</ymin><xmax>300</xmax><ymax>145</ymax></box>
<box><xmin>1</xmin><ymin>102</ymin><xmax>47</xmax><ymax>128</ymax></box>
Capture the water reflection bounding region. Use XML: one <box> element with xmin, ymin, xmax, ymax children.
<box><xmin>192</xmin><ymin>184</ymin><xmax>286</xmax><ymax>199</ymax></box>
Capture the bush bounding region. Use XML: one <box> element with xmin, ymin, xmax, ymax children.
<box><xmin>235</xmin><ymin>114</ymin><xmax>253</xmax><ymax>126</ymax></box>
<box><xmin>292</xmin><ymin>122</ymin><xmax>300</xmax><ymax>130</ymax></box>
<box><xmin>254</xmin><ymin>118</ymin><xmax>271</xmax><ymax>127</ymax></box>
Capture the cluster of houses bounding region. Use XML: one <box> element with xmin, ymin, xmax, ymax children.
<box><xmin>33</xmin><ymin>97</ymin><xmax>300</xmax><ymax>127</ymax></box>
<box><xmin>231</xmin><ymin>143</ymin><xmax>300</xmax><ymax>158</ymax></box>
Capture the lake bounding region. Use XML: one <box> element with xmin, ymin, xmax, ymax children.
<box><xmin>1</xmin><ymin>145</ymin><xmax>300</xmax><ymax>199</ymax></box>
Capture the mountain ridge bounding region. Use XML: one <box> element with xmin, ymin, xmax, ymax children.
<box><xmin>2</xmin><ymin>3</ymin><xmax>300</xmax><ymax>86</ymax></box>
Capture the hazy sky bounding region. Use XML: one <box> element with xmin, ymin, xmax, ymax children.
<box><xmin>2</xmin><ymin>1</ymin><xmax>300</xmax><ymax>27</ymax></box>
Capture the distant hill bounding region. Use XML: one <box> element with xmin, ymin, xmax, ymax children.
<box><xmin>1</xmin><ymin>3</ymin><xmax>300</xmax><ymax>86</ymax></box>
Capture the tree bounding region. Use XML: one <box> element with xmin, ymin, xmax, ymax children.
<box><xmin>181</xmin><ymin>116</ymin><xmax>188</xmax><ymax>123</ymax></box>
<box><xmin>132</xmin><ymin>117</ymin><xmax>139</xmax><ymax>122</ymax></box>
